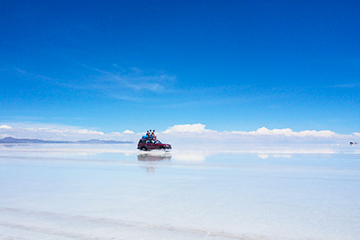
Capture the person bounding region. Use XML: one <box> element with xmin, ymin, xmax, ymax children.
<box><xmin>151</xmin><ymin>130</ymin><xmax>157</xmax><ymax>141</ymax></box>
<box><xmin>142</xmin><ymin>130</ymin><xmax>149</xmax><ymax>139</ymax></box>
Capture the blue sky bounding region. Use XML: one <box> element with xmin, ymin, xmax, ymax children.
<box><xmin>1</xmin><ymin>0</ymin><xmax>360</xmax><ymax>138</ymax></box>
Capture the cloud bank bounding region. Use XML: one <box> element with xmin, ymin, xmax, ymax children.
<box><xmin>0</xmin><ymin>124</ymin><xmax>134</xmax><ymax>142</ymax></box>
<box><xmin>161</xmin><ymin>124</ymin><xmax>359</xmax><ymax>145</ymax></box>
<box><xmin>0</xmin><ymin>123</ymin><xmax>359</xmax><ymax>145</ymax></box>
<box><xmin>231</xmin><ymin>127</ymin><xmax>337</xmax><ymax>138</ymax></box>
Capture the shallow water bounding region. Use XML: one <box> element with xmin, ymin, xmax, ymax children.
<box><xmin>0</xmin><ymin>144</ymin><xmax>359</xmax><ymax>239</ymax></box>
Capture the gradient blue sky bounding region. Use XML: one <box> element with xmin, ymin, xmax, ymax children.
<box><xmin>1</xmin><ymin>0</ymin><xmax>359</xmax><ymax>135</ymax></box>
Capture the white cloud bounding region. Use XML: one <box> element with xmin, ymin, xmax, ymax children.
<box><xmin>231</xmin><ymin>127</ymin><xmax>338</xmax><ymax>138</ymax></box>
<box><xmin>333</xmin><ymin>83</ymin><xmax>360</xmax><ymax>88</ymax></box>
<box><xmin>0</xmin><ymin>124</ymin><xmax>110</xmax><ymax>141</ymax></box>
<box><xmin>27</xmin><ymin>127</ymin><xmax>104</xmax><ymax>135</ymax></box>
<box><xmin>258</xmin><ymin>154</ymin><xmax>269</xmax><ymax>159</ymax></box>
<box><xmin>76</xmin><ymin>129</ymin><xmax>104</xmax><ymax>135</ymax></box>
<box><xmin>123</xmin><ymin>130</ymin><xmax>135</xmax><ymax>134</ymax></box>
<box><xmin>163</xmin><ymin>123</ymin><xmax>215</xmax><ymax>133</ymax></box>
<box><xmin>9</xmin><ymin>66</ymin><xmax>176</xmax><ymax>102</ymax></box>
<box><xmin>84</xmin><ymin>66</ymin><xmax>176</xmax><ymax>94</ymax></box>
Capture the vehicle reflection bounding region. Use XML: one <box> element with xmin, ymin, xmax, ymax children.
<box><xmin>137</xmin><ymin>152</ymin><xmax>171</xmax><ymax>174</ymax></box>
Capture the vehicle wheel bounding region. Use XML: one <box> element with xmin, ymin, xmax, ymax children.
<box><xmin>141</xmin><ymin>147</ymin><xmax>147</xmax><ymax>151</ymax></box>
<box><xmin>159</xmin><ymin>147</ymin><xmax>165</xmax><ymax>151</ymax></box>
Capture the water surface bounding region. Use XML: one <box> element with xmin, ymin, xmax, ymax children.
<box><xmin>0</xmin><ymin>144</ymin><xmax>359</xmax><ymax>239</ymax></box>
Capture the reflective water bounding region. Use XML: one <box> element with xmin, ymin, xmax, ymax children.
<box><xmin>0</xmin><ymin>144</ymin><xmax>359</xmax><ymax>239</ymax></box>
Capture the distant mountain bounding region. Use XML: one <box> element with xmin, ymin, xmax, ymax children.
<box><xmin>0</xmin><ymin>137</ymin><xmax>133</xmax><ymax>144</ymax></box>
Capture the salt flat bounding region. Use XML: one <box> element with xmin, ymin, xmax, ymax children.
<box><xmin>0</xmin><ymin>144</ymin><xmax>359</xmax><ymax>240</ymax></box>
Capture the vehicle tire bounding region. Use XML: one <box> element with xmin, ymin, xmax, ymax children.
<box><xmin>159</xmin><ymin>147</ymin><xmax>165</xmax><ymax>151</ymax></box>
<box><xmin>141</xmin><ymin>146</ymin><xmax>147</xmax><ymax>151</ymax></box>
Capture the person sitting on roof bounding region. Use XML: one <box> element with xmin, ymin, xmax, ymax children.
<box><xmin>146</xmin><ymin>130</ymin><xmax>151</xmax><ymax>139</ymax></box>
<box><xmin>143</xmin><ymin>130</ymin><xmax>150</xmax><ymax>139</ymax></box>
<box><xmin>151</xmin><ymin>130</ymin><xmax>157</xmax><ymax>141</ymax></box>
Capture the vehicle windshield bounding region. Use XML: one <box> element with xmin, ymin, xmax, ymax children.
<box><xmin>155</xmin><ymin>140</ymin><xmax>161</xmax><ymax>144</ymax></box>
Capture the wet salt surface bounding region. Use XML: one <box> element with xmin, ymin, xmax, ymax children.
<box><xmin>0</xmin><ymin>144</ymin><xmax>359</xmax><ymax>240</ymax></box>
